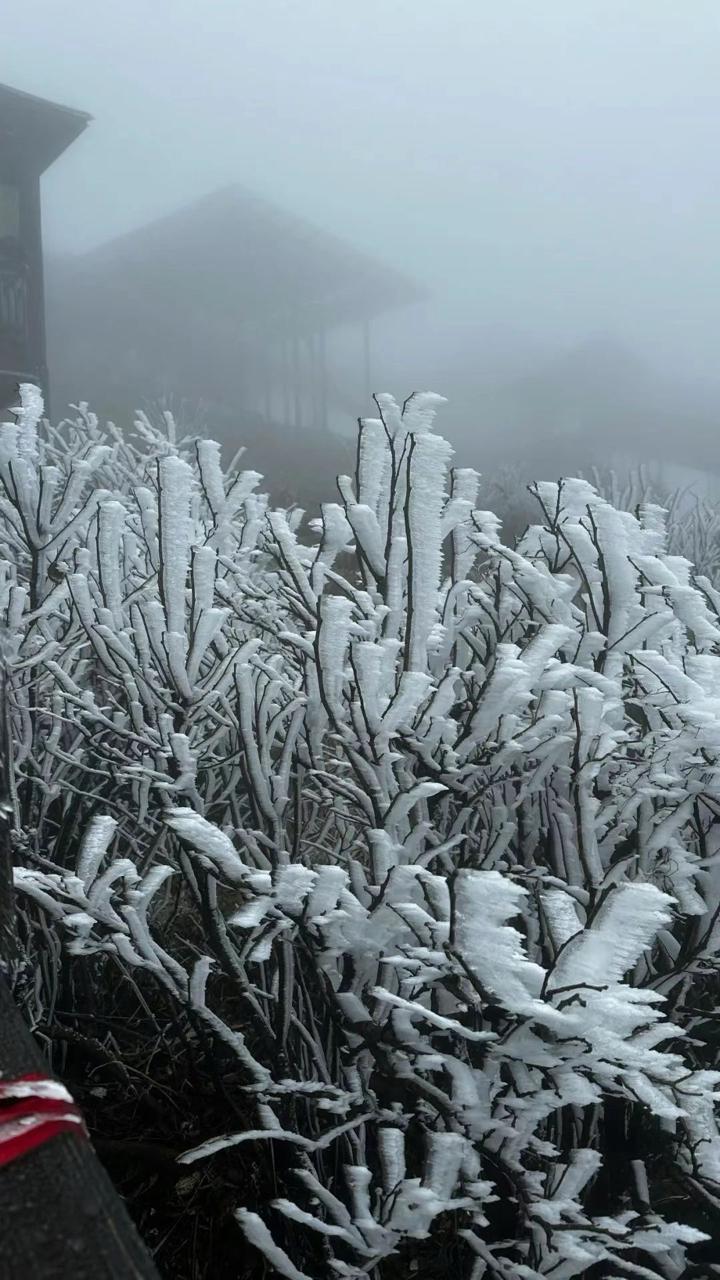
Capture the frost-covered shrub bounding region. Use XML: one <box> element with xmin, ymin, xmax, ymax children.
<box><xmin>5</xmin><ymin>385</ymin><xmax>720</xmax><ymax>1277</ymax></box>
<box><xmin>482</xmin><ymin>459</ymin><xmax>720</xmax><ymax>585</ymax></box>
<box><xmin>591</xmin><ymin>464</ymin><xmax>720</xmax><ymax>587</ymax></box>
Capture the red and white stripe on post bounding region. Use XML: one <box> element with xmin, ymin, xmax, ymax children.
<box><xmin>0</xmin><ymin>1071</ymin><xmax>87</xmax><ymax>1167</ymax></box>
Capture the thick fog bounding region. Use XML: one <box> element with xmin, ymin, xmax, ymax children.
<box><xmin>6</xmin><ymin>1</ymin><xmax>720</xmax><ymax>494</ymax></box>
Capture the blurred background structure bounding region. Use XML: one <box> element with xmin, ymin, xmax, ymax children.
<box><xmin>45</xmin><ymin>185</ymin><xmax>424</xmax><ymax>434</ymax></box>
<box><xmin>0</xmin><ymin>82</ymin><xmax>89</xmax><ymax>415</ymax></box>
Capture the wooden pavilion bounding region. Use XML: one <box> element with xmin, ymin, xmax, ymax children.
<box><xmin>46</xmin><ymin>184</ymin><xmax>426</xmax><ymax>431</ymax></box>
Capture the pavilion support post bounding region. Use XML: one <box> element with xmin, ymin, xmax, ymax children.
<box><xmin>304</xmin><ymin>333</ymin><xmax>316</xmax><ymax>429</ymax></box>
<box><xmin>263</xmin><ymin>350</ymin><xmax>273</xmax><ymax>423</ymax></box>
<box><xmin>281</xmin><ymin>336</ymin><xmax>291</xmax><ymax>428</ymax></box>
<box><xmin>362</xmin><ymin>319</ymin><xmax>372</xmax><ymax>405</ymax></box>
<box><xmin>291</xmin><ymin>332</ymin><xmax>301</xmax><ymax>429</ymax></box>
<box><xmin>318</xmin><ymin>328</ymin><xmax>328</xmax><ymax>431</ymax></box>
<box><xmin>306</xmin><ymin>332</ymin><xmax>316</xmax><ymax>428</ymax></box>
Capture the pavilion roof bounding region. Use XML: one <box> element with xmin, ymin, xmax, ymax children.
<box><xmin>76</xmin><ymin>184</ymin><xmax>426</xmax><ymax>333</ymax></box>
<box><xmin>0</xmin><ymin>82</ymin><xmax>91</xmax><ymax>174</ymax></box>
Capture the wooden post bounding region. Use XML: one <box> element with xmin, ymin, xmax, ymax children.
<box><xmin>318</xmin><ymin>328</ymin><xmax>328</xmax><ymax>432</ymax></box>
<box><xmin>263</xmin><ymin>345</ymin><xmax>273</xmax><ymax>423</ymax></box>
<box><xmin>281</xmin><ymin>335</ymin><xmax>291</xmax><ymax>427</ymax></box>
<box><xmin>0</xmin><ymin>974</ymin><xmax>160</xmax><ymax>1279</ymax></box>
<box><xmin>305</xmin><ymin>333</ymin><xmax>317</xmax><ymax>429</ymax></box>
<box><xmin>291</xmin><ymin>332</ymin><xmax>301</xmax><ymax>429</ymax></box>
<box><xmin>362</xmin><ymin>319</ymin><xmax>371</xmax><ymax>405</ymax></box>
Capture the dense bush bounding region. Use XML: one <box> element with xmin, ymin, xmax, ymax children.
<box><xmin>483</xmin><ymin>459</ymin><xmax>720</xmax><ymax>582</ymax></box>
<box><xmin>3</xmin><ymin>386</ymin><xmax>720</xmax><ymax>1278</ymax></box>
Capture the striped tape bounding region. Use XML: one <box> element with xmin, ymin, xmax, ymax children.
<box><xmin>0</xmin><ymin>1072</ymin><xmax>87</xmax><ymax>1167</ymax></box>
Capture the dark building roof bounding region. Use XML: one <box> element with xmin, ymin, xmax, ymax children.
<box><xmin>76</xmin><ymin>184</ymin><xmax>425</xmax><ymax>333</ymax></box>
<box><xmin>0</xmin><ymin>82</ymin><xmax>91</xmax><ymax>174</ymax></box>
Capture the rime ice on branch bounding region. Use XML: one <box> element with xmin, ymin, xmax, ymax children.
<box><xmin>6</xmin><ymin>390</ymin><xmax>720</xmax><ymax>1278</ymax></box>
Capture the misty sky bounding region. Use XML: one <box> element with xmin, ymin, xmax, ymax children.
<box><xmin>7</xmin><ymin>1</ymin><xmax>720</xmax><ymax>386</ymax></box>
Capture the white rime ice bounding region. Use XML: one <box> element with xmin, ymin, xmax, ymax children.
<box><xmin>6</xmin><ymin>392</ymin><xmax>720</xmax><ymax>1278</ymax></box>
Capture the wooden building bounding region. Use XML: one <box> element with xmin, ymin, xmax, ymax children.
<box><xmin>46</xmin><ymin>185</ymin><xmax>425</xmax><ymax>433</ymax></box>
<box><xmin>0</xmin><ymin>83</ymin><xmax>90</xmax><ymax>414</ymax></box>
